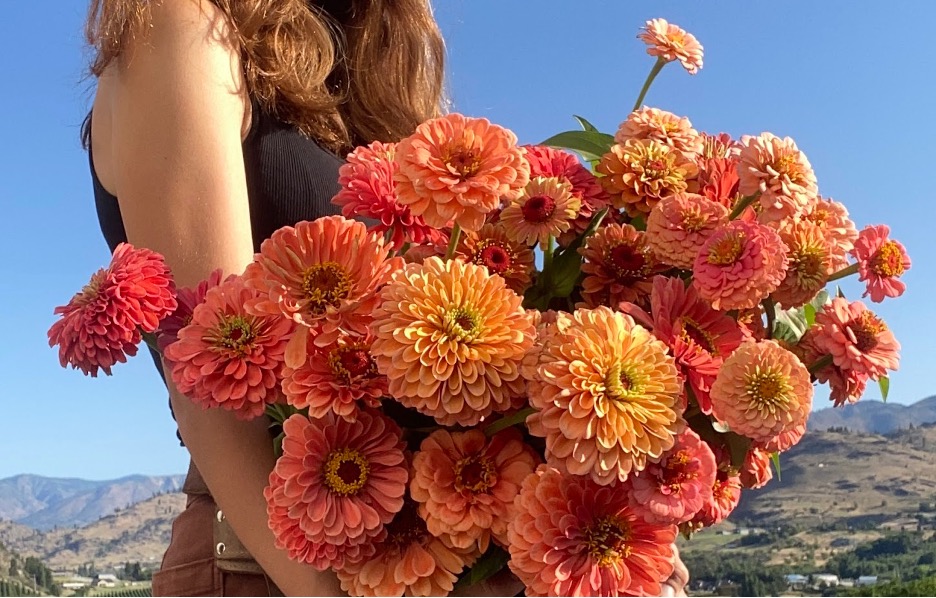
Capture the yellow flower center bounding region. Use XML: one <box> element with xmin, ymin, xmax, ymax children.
<box><xmin>679</xmin><ymin>317</ymin><xmax>717</xmax><ymax>355</ymax></box>
<box><xmin>454</xmin><ymin>454</ymin><xmax>496</xmax><ymax>494</ymax></box>
<box><xmin>323</xmin><ymin>448</ymin><xmax>370</xmax><ymax>496</ymax></box>
<box><xmin>301</xmin><ymin>262</ymin><xmax>351</xmax><ymax>314</ymax></box>
<box><xmin>474</xmin><ymin>241</ymin><xmax>513</xmax><ymax>275</ymax></box>
<box><xmin>583</xmin><ymin>515</ymin><xmax>633</xmax><ymax>567</ymax></box>
<box><xmin>791</xmin><ymin>244</ymin><xmax>827</xmax><ymax>288</ymax></box>
<box><xmin>214</xmin><ymin>315</ymin><xmax>256</xmax><ymax>356</ymax></box>
<box><xmin>744</xmin><ymin>370</ymin><xmax>792</xmax><ymax>414</ymax></box>
<box><xmin>443</xmin><ymin>307</ymin><xmax>482</xmax><ymax>342</ymax></box>
<box><xmin>661</xmin><ymin>449</ymin><xmax>697</xmax><ymax>494</ymax></box>
<box><xmin>605</xmin><ymin>363</ymin><xmax>642</xmax><ymax>401</ymax></box>
<box><xmin>76</xmin><ymin>270</ymin><xmax>107</xmax><ymax>306</ymax></box>
<box><xmin>772</xmin><ymin>152</ymin><xmax>798</xmax><ymax>177</ymax></box>
<box><xmin>680</xmin><ymin>206</ymin><xmax>708</xmax><ymax>233</ymax></box>
<box><xmin>521</xmin><ymin>194</ymin><xmax>558</xmax><ymax>223</ymax></box>
<box><xmin>848</xmin><ymin>311</ymin><xmax>887</xmax><ymax>353</ymax></box>
<box><xmin>607</xmin><ymin>243</ymin><xmax>649</xmax><ymax>284</ymax></box>
<box><xmin>870</xmin><ymin>241</ymin><xmax>905</xmax><ymax>277</ymax></box>
<box><xmin>445</xmin><ymin>145</ymin><xmax>481</xmax><ymax>180</ymax></box>
<box><xmin>707</xmin><ymin>232</ymin><xmax>745</xmax><ymax>266</ymax></box>
<box><xmin>328</xmin><ymin>345</ymin><xmax>376</xmax><ymax>384</ymax></box>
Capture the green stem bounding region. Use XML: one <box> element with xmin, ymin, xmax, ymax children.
<box><xmin>141</xmin><ymin>331</ymin><xmax>162</xmax><ymax>355</ymax></box>
<box><xmin>484</xmin><ymin>407</ymin><xmax>537</xmax><ymax>437</ymax></box>
<box><xmin>444</xmin><ymin>223</ymin><xmax>462</xmax><ymax>261</ymax></box>
<box><xmin>543</xmin><ymin>236</ymin><xmax>555</xmax><ymax>273</ymax></box>
<box><xmin>728</xmin><ymin>194</ymin><xmax>758</xmax><ymax>220</ymax></box>
<box><xmin>632</xmin><ymin>57</ymin><xmax>667</xmax><ymax>112</ymax></box>
<box><xmin>762</xmin><ymin>297</ymin><xmax>776</xmax><ymax>340</ymax></box>
<box><xmin>808</xmin><ymin>354</ymin><xmax>834</xmax><ymax>375</ymax></box>
<box><xmin>827</xmin><ymin>262</ymin><xmax>859</xmax><ymax>282</ymax></box>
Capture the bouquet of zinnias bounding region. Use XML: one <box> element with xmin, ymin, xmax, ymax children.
<box><xmin>50</xmin><ymin>18</ymin><xmax>910</xmax><ymax>597</ymax></box>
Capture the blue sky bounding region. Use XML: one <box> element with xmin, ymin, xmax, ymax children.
<box><xmin>3</xmin><ymin>1</ymin><xmax>934</xmax><ymax>481</ymax></box>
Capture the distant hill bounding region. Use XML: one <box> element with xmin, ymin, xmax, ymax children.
<box><xmin>807</xmin><ymin>395</ymin><xmax>936</xmax><ymax>434</ymax></box>
<box><xmin>0</xmin><ymin>474</ymin><xmax>183</xmax><ymax>530</ymax></box>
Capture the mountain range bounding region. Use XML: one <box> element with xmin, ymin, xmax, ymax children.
<box><xmin>806</xmin><ymin>395</ymin><xmax>936</xmax><ymax>434</ymax></box>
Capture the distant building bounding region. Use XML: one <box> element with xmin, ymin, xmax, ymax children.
<box><xmin>857</xmin><ymin>576</ymin><xmax>879</xmax><ymax>586</ymax></box>
<box><xmin>785</xmin><ymin>574</ymin><xmax>808</xmax><ymax>589</ymax></box>
<box><xmin>813</xmin><ymin>574</ymin><xmax>840</xmax><ymax>587</ymax></box>
<box><xmin>93</xmin><ymin>573</ymin><xmax>119</xmax><ymax>588</ymax></box>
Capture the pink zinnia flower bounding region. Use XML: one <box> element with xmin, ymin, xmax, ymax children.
<box><xmin>638</xmin><ymin>18</ymin><xmax>704</xmax><ymax>74</ymax></box>
<box><xmin>163</xmin><ymin>277</ymin><xmax>294</xmax><ymax>420</ymax></box>
<box><xmin>579</xmin><ymin>223</ymin><xmax>665</xmax><ymax>309</ymax></box>
<box><xmin>628</xmin><ymin>428</ymin><xmax>717</xmax><ymax>525</ymax></box>
<box><xmin>850</xmin><ymin>225</ymin><xmax>911</xmax><ymax>303</ymax></box>
<box><xmin>411</xmin><ymin>428</ymin><xmax>539</xmax><ymax>551</ymax></box>
<box><xmin>650</xmin><ymin>276</ymin><xmax>744</xmax><ymax>414</ymax></box>
<box><xmin>394</xmin><ymin>113</ymin><xmax>530</xmax><ymax>231</ymax></box>
<box><xmin>332</xmin><ymin>141</ymin><xmax>445</xmax><ymax>250</ymax></box>
<box><xmin>737</xmin><ymin>133</ymin><xmax>818</xmax><ymax>223</ymax></box>
<box><xmin>268</xmin><ymin>410</ymin><xmax>408</xmax><ymax>571</ymax></box>
<box><xmin>281</xmin><ymin>332</ymin><xmax>386</xmax><ymax>421</ymax></box>
<box><xmin>802</xmin><ymin>197</ymin><xmax>859</xmax><ymax>271</ymax></box>
<box><xmin>740</xmin><ymin>448</ymin><xmax>773</xmax><ymax>490</ymax></box>
<box><xmin>812</xmin><ymin>297</ymin><xmax>900</xmax><ymax>379</ymax></box>
<box><xmin>693</xmin><ymin>220</ymin><xmax>789</xmax><ymax>311</ymax></box>
<box><xmin>615</xmin><ymin>107</ymin><xmax>703</xmax><ymax>160</ymax></box>
<box><xmin>508</xmin><ymin>466</ymin><xmax>677</xmax><ymax>597</ymax></box>
<box><xmin>156</xmin><ymin>269</ymin><xmax>228</xmax><ymax>352</ymax></box>
<box><xmin>243</xmin><ymin>216</ymin><xmax>403</xmax><ymax>347</ymax></box>
<box><xmin>646</xmin><ymin>193</ymin><xmax>729</xmax><ymax>269</ymax></box>
<box><xmin>710</xmin><ymin>340</ymin><xmax>813</xmax><ymax>445</ymax></box>
<box><xmin>48</xmin><ymin>243</ymin><xmax>177</xmax><ymax>377</ymax></box>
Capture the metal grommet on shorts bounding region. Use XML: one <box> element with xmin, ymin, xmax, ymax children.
<box><xmin>216</xmin><ymin>509</ymin><xmax>225</xmax><ymax>522</ymax></box>
<box><xmin>216</xmin><ymin>542</ymin><xmax>226</xmax><ymax>556</ymax></box>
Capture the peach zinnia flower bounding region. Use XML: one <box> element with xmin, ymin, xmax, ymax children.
<box><xmin>802</xmin><ymin>197</ymin><xmax>859</xmax><ymax>271</ymax></box>
<box><xmin>371</xmin><ymin>256</ymin><xmax>534</xmax><ymax>426</ymax></box>
<box><xmin>597</xmin><ymin>139</ymin><xmax>699</xmax><ymax>217</ymax></box>
<box><xmin>526</xmin><ymin>307</ymin><xmax>683</xmax><ymax>485</ymax></box>
<box><xmin>281</xmin><ymin>332</ymin><xmax>386</xmax><ymax>420</ymax></box>
<box><xmin>508</xmin><ymin>466</ymin><xmax>677</xmax><ymax>597</ymax></box>
<box><xmin>48</xmin><ymin>243</ymin><xmax>177</xmax><ymax>377</ymax></box>
<box><xmin>156</xmin><ymin>269</ymin><xmax>229</xmax><ymax>352</ymax></box>
<box><xmin>646</xmin><ymin>193</ymin><xmax>729</xmax><ymax>269</ymax></box>
<box><xmin>394</xmin><ymin>113</ymin><xmax>530</xmax><ymax>231</ymax></box>
<box><xmin>337</xmin><ymin>499</ymin><xmax>477</xmax><ymax>597</ymax></box>
<box><xmin>164</xmin><ymin>277</ymin><xmax>293</xmax><ymax>420</ymax></box>
<box><xmin>812</xmin><ymin>297</ymin><xmax>900</xmax><ymax>379</ymax></box>
<box><xmin>499</xmin><ymin>176</ymin><xmax>581</xmax><ymax>246</ymax></box>
<box><xmin>650</xmin><ymin>276</ymin><xmax>744</xmax><ymax>414</ymax></box>
<box><xmin>693</xmin><ymin>220</ymin><xmax>788</xmax><ymax>311</ymax></box>
<box><xmin>628</xmin><ymin>428</ymin><xmax>717</xmax><ymax>525</ymax></box>
<box><xmin>579</xmin><ymin>223</ymin><xmax>664</xmax><ymax>309</ymax></box>
<box><xmin>455</xmin><ymin>223</ymin><xmax>535</xmax><ymax>294</ymax></box>
<box><xmin>411</xmin><ymin>428</ymin><xmax>539</xmax><ymax>551</ymax></box>
<box><xmin>850</xmin><ymin>225</ymin><xmax>911</xmax><ymax>303</ymax></box>
<box><xmin>772</xmin><ymin>220</ymin><xmax>833</xmax><ymax>309</ymax></box>
<box><xmin>710</xmin><ymin>340</ymin><xmax>813</xmax><ymax>445</ymax></box>
<box><xmin>638</xmin><ymin>18</ymin><xmax>704</xmax><ymax>74</ymax></box>
<box><xmin>332</xmin><ymin>141</ymin><xmax>445</xmax><ymax>250</ymax></box>
<box><xmin>740</xmin><ymin>447</ymin><xmax>773</xmax><ymax>490</ymax></box>
<box><xmin>737</xmin><ymin>133</ymin><xmax>818</xmax><ymax>223</ymax></box>
<box><xmin>615</xmin><ymin>107</ymin><xmax>703</xmax><ymax>160</ymax></box>
<box><xmin>268</xmin><ymin>411</ymin><xmax>408</xmax><ymax>571</ymax></box>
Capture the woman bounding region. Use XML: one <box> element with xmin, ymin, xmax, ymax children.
<box><xmin>82</xmin><ymin>0</ymin><xmax>689</xmax><ymax>595</ymax></box>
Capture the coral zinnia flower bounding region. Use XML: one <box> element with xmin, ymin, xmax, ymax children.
<box><xmin>268</xmin><ymin>411</ymin><xmax>408</xmax><ymax>570</ymax></box>
<box><xmin>411</xmin><ymin>428</ymin><xmax>539</xmax><ymax>551</ymax></box>
<box><xmin>650</xmin><ymin>276</ymin><xmax>744</xmax><ymax>414</ymax></box>
<box><xmin>508</xmin><ymin>466</ymin><xmax>677</xmax><ymax>597</ymax></box>
<box><xmin>615</xmin><ymin>107</ymin><xmax>703</xmax><ymax>160</ymax></box>
<box><xmin>737</xmin><ymin>133</ymin><xmax>818</xmax><ymax>223</ymax></box>
<box><xmin>686</xmin><ymin>448</ymin><xmax>742</xmax><ymax>529</ymax></box>
<box><xmin>693</xmin><ymin>220</ymin><xmax>788</xmax><ymax>311</ymax></box>
<box><xmin>710</xmin><ymin>340</ymin><xmax>813</xmax><ymax>445</ymax></box>
<box><xmin>244</xmin><ymin>216</ymin><xmax>403</xmax><ymax>347</ymax></box>
<box><xmin>332</xmin><ymin>141</ymin><xmax>445</xmax><ymax>251</ymax></box>
<box><xmin>646</xmin><ymin>193</ymin><xmax>729</xmax><ymax>269</ymax></box>
<box><xmin>49</xmin><ymin>243</ymin><xmax>177</xmax><ymax>377</ymax></box>
<box><xmin>455</xmin><ymin>223</ymin><xmax>535</xmax><ymax>294</ymax></box>
<box><xmin>337</xmin><ymin>499</ymin><xmax>477</xmax><ymax>597</ymax></box>
<box><xmin>697</xmin><ymin>157</ymin><xmax>741</xmax><ymax>208</ymax></box>
<box><xmin>802</xmin><ymin>197</ymin><xmax>859</xmax><ymax>271</ymax></box>
<box><xmin>597</xmin><ymin>139</ymin><xmax>699</xmax><ymax>217</ymax></box>
<box><xmin>628</xmin><ymin>428</ymin><xmax>717</xmax><ymax>525</ymax></box>
<box><xmin>371</xmin><ymin>256</ymin><xmax>534</xmax><ymax>426</ymax></box>
<box><xmin>523</xmin><ymin>144</ymin><xmax>610</xmax><ymax>243</ymax></box>
<box><xmin>772</xmin><ymin>220</ymin><xmax>833</xmax><ymax>309</ymax></box>
<box><xmin>579</xmin><ymin>223</ymin><xmax>664</xmax><ymax>309</ymax></box>
<box><xmin>394</xmin><ymin>113</ymin><xmax>530</xmax><ymax>231</ymax></box>
<box><xmin>281</xmin><ymin>332</ymin><xmax>386</xmax><ymax>421</ymax></box>
<box><xmin>163</xmin><ymin>277</ymin><xmax>293</xmax><ymax>419</ymax></box>
<box><xmin>638</xmin><ymin>18</ymin><xmax>704</xmax><ymax>74</ymax></box>
<box><xmin>156</xmin><ymin>269</ymin><xmax>229</xmax><ymax>352</ymax></box>
<box><xmin>812</xmin><ymin>297</ymin><xmax>900</xmax><ymax>379</ymax></box>
<box><xmin>850</xmin><ymin>225</ymin><xmax>911</xmax><ymax>303</ymax></box>
<box><xmin>798</xmin><ymin>331</ymin><xmax>872</xmax><ymax>407</ymax></box>
<box><xmin>740</xmin><ymin>447</ymin><xmax>773</xmax><ymax>490</ymax></box>
<box><xmin>499</xmin><ymin>176</ymin><xmax>581</xmax><ymax>246</ymax></box>
<box><xmin>526</xmin><ymin>307</ymin><xmax>683</xmax><ymax>485</ymax></box>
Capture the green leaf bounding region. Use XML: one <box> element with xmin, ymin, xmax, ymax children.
<box><xmin>770</xmin><ymin>452</ymin><xmax>782</xmax><ymax>482</ymax></box>
<box><xmin>540</xmin><ymin>130</ymin><xmax>615</xmax><ymax>162</ymax></box>
<box><xmin>629</xmin><ymin>215</ymin><xmax>647</xmax><ymax>232</ymax></box>
<box><xmin>773</xmin><ymin>307</ymin><xmax>808</xmax><ymax>343</ymax></box>
<box><xmin>273</xmin><ymin>431</ymin><xmax>285</xmax><ymax>459</ymax></box>
<box><xmin>879</xmin><ymin>376</ymin><xmax>890</xmax><ymax>402</ymax></box>
<box><xmin>712</xmin><ymin>421</ymin><xmax>731</xmax><ymax>434</ymax></box>
<box><xmin>724</xmin><ymin>431</ymin><xmax>752</xmax><ymax>470</ymax></box>
<box><xmin>803</xmin><ymin>304</ymin><xmax>816</xmax><ymax>328</ymax></box>
<box><xmin>455</xmin><ymin>546</ymin><xmax>510</xmax><ymax>590</ymax></box>
<box><xmin>573</xmin><ymin>115</ymin><xmax>600</xmax><ymax>133</ymax></box>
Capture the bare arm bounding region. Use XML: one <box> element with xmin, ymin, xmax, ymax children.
<box><xmin>100</xmin><ymin>1</ymin><xmax>340</xmax><ymax>594</ymax></box>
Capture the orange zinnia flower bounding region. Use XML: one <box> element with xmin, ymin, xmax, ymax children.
<box><xmin>802</xmin><ymin>197</ymin><xmax>858</xmax><ymax>271</ymax></box>
<box><xmin>579</xmin><ymin>223</ymin><xmax>664</xmax><ymax>309</ymax></box>
<box><xmin>597</xmin><ymin>139</ymin><xmax>699</xmax><ymax>217</ymax></box>
<box><xmin>812</xmin><ymin>297</ymin><xmax>900</xmax><ymax>379</ymax></box>
<box><xmin>615</xmin><ymin>107</ymin><xmax>703</xmax><ymax>160</ymax></box>
<box><xmin>455</xmin><ymin>223</ymin><xmax>535</xmax><ymax>294</ymax></box>
<box><xmin>772</xmin><ymin>220</ymin><xmax>833</xmax><ymax>309</ymax></box>
<box><xmin>499</xmin><ymin>176</ymin><xmax>581</xmax><ymax>246</ymax></box>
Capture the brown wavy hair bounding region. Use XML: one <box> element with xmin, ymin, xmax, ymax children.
<box><xmin>83</xmin><ymin>0</ymin><xmax>446</xmax><ymax>153</ymax></box>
